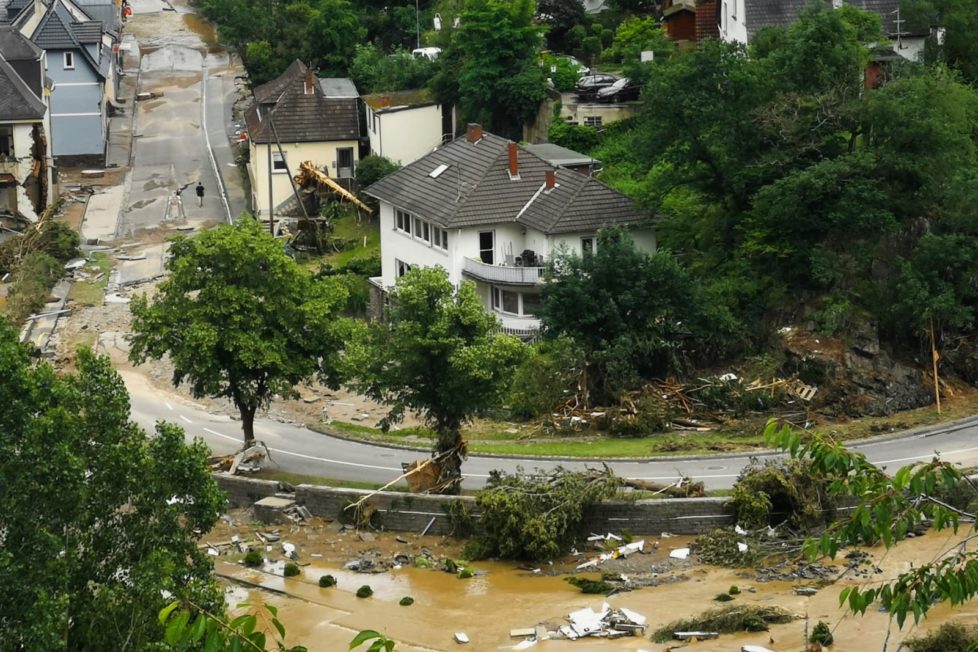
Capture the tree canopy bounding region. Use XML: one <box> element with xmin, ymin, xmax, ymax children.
<box><xmin>0</xmin><ymin>320</ymin><xmax>225</xmax><ymax>650</ymax></box>
<box><xmin>346</xmin><ymin>267</ymin><xmax>525</xmax><ymax>492</ymax></box>
<box><xmin>129</xmin><ymin>218</ymin><xmax>350</xmax><ymax>446</ymax></box>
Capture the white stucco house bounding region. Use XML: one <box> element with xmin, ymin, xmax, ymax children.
<box><xmin>362</xmin><ymin>89</ymin><xmax>454</xmax><ymax>166</ymax></box>
<box><xmin>244</xmin><ymin>60</ymin><xmax>360</xmax><ymax>218</ymax></box>
<box><xmin>364</xmin><ymin>124</ymin><xmax>655</xmax><ymax>339</ymax></box>
<box><xmin>718</xmin><ymin>0</ymin><xmax>928</xmax><ymax>62</ymax></box>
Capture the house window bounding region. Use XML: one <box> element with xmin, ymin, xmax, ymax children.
<box><xmin>479</xmin><ymin>231</ymin><xmax>494</xmax><ymax>265</ymax></box>
<box><xmin>272</xmin><ymin>151</ymin><xmax>288</xmax><ymax>173</ymax></box>
<box><xmin>336</xmin><ymin>147</ymin><xmax>354</xmax><ymax>179</ymax></box>
<box><xmin>581</xmin><ymin>237</ymin><xmax>593</xmax><ymax>255</ymax></box>
<box><xmin>395</xmin><ymin>209</ymin><xmax>412</xmax><ymax>234</ymax></box>
<box><xmin>493</xmin><ymin>287</ymin><xmax>538</xmax><ymax>316</ymax></box>
<box><xmin>440</xmin><ymin>229</ymin><xmax>448</xmax><ymax>250</ymax></box>
<box><xmin>722</xmin><ymin>0</ymin><xmax>728</xmax><ymax>30</ymax></box>
<box><xmin>422</xmin><ymin>221</ymin><xmax>430</xmax><ymax>243</ymax></box>
<box><xmin>731</xmin><ymin>0</ymin><xmax>736</xmax><ymax>19</ymax></box>
<box><xmin>395</xmin><ymin>258</ymin><xmax>412</xmax><ymax>278</ymax></box>
<box><xmin>63</xmin><ymin>52</ymin><xmax>74</xmax><ymax>70</ymax></box>
<box><xmin>414</xmin><ymin>217</ymin><xmax>424</xmax><ymax>240</ymax></box>
<box><xmin>0</xmin><ymin>127</ymin><xmax>13</xmax><ymax>157</ymax></box>
<box><xmin>584</xmin><ymin>116</ymin><xmax>602</xmax><ymax>128</ymax></box>
<box><xmin>522</xmin><ymin>292</ymin><xmax>542</xmax><ymax>317</ymax></box>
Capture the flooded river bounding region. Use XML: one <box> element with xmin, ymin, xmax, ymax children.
<box><xmin>215</xmin><ymin>528</ymin><xmax>978</xmax><ymax>652</ymax></box>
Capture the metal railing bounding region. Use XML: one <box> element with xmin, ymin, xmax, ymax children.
<box><xmin>462</xmin><ymin>257</ymin><xmax>544</xmax><ymax>285</ymax></box>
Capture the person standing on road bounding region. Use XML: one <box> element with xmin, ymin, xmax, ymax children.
<box><xmin>195</xmin><ymin>181</ymin><xmax>204</xmax><ymax>207</ymax></box>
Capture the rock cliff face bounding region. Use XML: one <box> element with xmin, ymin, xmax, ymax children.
<box><xmin>780</xmin><ymin>322</ymin><xmax>932</xmax><ymax>418</ymax></box>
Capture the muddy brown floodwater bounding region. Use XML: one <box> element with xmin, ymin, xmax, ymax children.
<box><xmin>211</xmin><ymin>515</ymin><xmax>978</xmax><ymax>652</ymax></box>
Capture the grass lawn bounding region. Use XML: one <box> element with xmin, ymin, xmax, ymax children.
<box><xmin>299</xmin><ymin>211</ymin><xmax>380</xmax><ymax>270</ymax></box>
<box><xmin>309</xmin><ymin>388</ymin><xmax>978</xmax><ymax>459</ymax></box>
<box><xmin>68</xmin><ymin>253</ymin><xmax>111</xmax><ymax>306</ymax></box>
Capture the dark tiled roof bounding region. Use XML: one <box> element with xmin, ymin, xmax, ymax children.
<box><xmin>72</xmin><ymin>21</ymin><xmax>102</xmax><ymax>43</ymax></box>
<box><xmin>32</xmin><ymin>5</ymin><xmax>79</xmax><ymax>49</ymax></box>
<box><xmin>0</xmin><ymin>53</ymin><xmax>46</xmax><ymax>120</ymax></box>
<box><xmin>245</xmin><ymin>60</ymin><xmax>359</xmax><ymax>144</ymax></box>
<box><xmin>6</xmin><ymin>0</ymin><xmax>30</xmax><ymax>23</ymax></box>
<box><xmin>0</xmin><ymin>25</ymin><xmax>42</xmax><ymax>60</ymax></box>
<box><xmin>745</xmin><ymin>0</ymin><xmax>928</xmax><ymax>38</ymax></box>
<box><xmin>365</xmin><ymin>131</ymin><xmax>645</xmax><ymax>235</ymax></box>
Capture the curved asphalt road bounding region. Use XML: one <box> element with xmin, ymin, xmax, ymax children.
<box><xmin>124</xmin><ymin>372</ymin><xmax>978</xmax><ymax>490</ymax></box>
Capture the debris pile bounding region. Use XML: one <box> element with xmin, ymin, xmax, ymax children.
<box><xmin>575</xmin><ymin>535</ymin><xmax>646</xmax><ymax>570</ymax></box>
<box><xmin>208</xmin><ymin>442</ymin><xmax>270</xmax><ymax>475</ymax></box>
<box><xmin>556</xmin><ymin>603</ymin><xmax>648</xmax><ymax>640</ymax></box>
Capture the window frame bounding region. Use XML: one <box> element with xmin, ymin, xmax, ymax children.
<box><xmin>63</xmin><ymin>51</ymin><xmax>74</xmax><ymax>70</ymax></box>
<box><xmin>271</xmin><ymin>151</ymin><xmax>288</xmax><ymax>174</ymax></box>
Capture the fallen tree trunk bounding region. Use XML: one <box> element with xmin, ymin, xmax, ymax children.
<box><xmin>622</xmin><ymin>477</ymin><xmax>705</xmax><ymax>498</ymax></box>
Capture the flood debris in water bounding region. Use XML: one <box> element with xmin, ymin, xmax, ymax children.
<box><xmin>651</xmin><ymin>604</ymin><xmax>796</xmax><ymax>643</ymax></box>
<box><xmin>548</xmin><ymin>602</ymin><xmax>648</xmax><ymax>641</ymax></box>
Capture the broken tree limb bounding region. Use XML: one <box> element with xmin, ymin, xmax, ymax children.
<box><xmin>622</xmin><ymin>477</ymin><xmax>705</xmax><ymax>498</ymax></box>
<box><xmin>342</xmin><ymin>444</ymin><xmax>462</xmax><ymax>512</ymax></box>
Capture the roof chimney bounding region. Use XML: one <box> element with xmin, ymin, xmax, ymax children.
<box><xmin>304</xmin><ymin>69</ymin><xmax>315</xmax><ymax>95</ymax></box>
<box><xmin>545</xmin><ymin>168</ymin><xmax>556</xmax><ymax>190</ymax></box>
<box><xmin>508</xmin><ymin>142</ymin><xmax>519</xmax><ymax>179</ymax></box>
<box><xmin>466</xmin><ymin>123</ymin><xmax>483</xmax><ymax>143</ymax></box>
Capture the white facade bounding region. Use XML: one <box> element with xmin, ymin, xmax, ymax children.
<box><xmin>718</xmin><ymin>0</ymin><xmax>748</xmax><ymax>44</ymax></box>
<box><xmin>365</xmin><ymin>102</ymin><xmax>446</xmax><ymax>166</ymax></box>
<box><xmin>248</xmin><ymin>139</ymin><xmax>359</xmax><ymax>218</ymax></box>
<box><xmin>377</xmin><ymin>198</ymin><xmax>656</xmax><ymax>336</ymax></box>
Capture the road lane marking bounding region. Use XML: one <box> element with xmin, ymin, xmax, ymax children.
<box><xmin>180</xmin><ymin>415</ymin><xmax>192</xmax><ymax>424</ymax></box>
<box><xmin>874</xmin><ymin>444</ymin><xmax>978</xmax><ymax>465</ymax></box>
<box><xmin>200</xmin><ymin>427</ymin><xmax>491</xmax><ymax>477</ymax></box>
<box><xmin>165</xmin><ymin>402</ymin><xmax>173</xmax><ymax>411</ymax></box>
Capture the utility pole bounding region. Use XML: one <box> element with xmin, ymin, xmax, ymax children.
<box><xmin>416</xmin><ymin>0</ymin><xmax>421</xmax><ymax>49</ymax></box>
<box><xmin>930</xmin><ymin>317</ymin><xmax>941</xmax><ymax>413</ymax></box>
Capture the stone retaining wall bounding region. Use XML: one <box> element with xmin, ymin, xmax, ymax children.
<box><xmin>214</xmin><ymin>475</ymin><xmax>731</xmax><ymax>536</ymax></box>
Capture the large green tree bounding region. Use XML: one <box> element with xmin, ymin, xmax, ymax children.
<box><xmin>129</xmin><ymin>218</ymin><xmax>350</xmax><ymax>447</ymax></box>
<box><xmin>346</xmin><ymin>267</ymin><xmax>525</xmax><ymax>493</ymax></box>
<box><xmin>540</xmin><ymin>228</ymin><xmax>739</xmax><ymax>405</ymax></box>
<box><xmin>0</xmin><ymin>320</ymin><xmax>225</xmax><ymax>650</ymax></box>
<box><xmin>432</xmin><ymin>0</ymin><xmax>547</xmax><ymax>139</ymax></box>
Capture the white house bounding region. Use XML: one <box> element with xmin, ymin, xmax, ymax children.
<box><xmin>244</xmin><ymin>60</ymin><xmax>360</xmax><ymax>218</ymax></box>
<box><xmin>718</xmin><ymin>0</ymin><xmax>928</xmax><ymax>61</ymax></box>
<box><xmin>364</xmin><ymin>124</ymin><xmax>656</xmax><ymax>339</ymax></box>
<box><xmin>362</xmin><ymin>89</ymin><xmax>454</xmax><ymax>166</ymax></box>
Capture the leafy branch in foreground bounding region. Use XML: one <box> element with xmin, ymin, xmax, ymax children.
<box><xmin>159</xmin><ymin>600</ymin><xmax>307</xmax><ymax>651</ymax></box>
<box><xmin>766</xmin><ymin>419</ymin><xmax>978</xmax><ymax>628</ymax></box>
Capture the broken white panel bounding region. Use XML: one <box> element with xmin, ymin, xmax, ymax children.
<box><xmin>619</xmin><ymin>607</ymin><xmax>647</xmax><ymax>626</ymax></box>
<box><xmin>735</xmin><ymin>525</ymin><xmax>747</xmax><ymax>535</ymax></box>
<box><xmin>513</xmin><ymin>639</ymin><xmax>537</xmax><ymax>650</ymax></box>
<box><xmin>617</xmin><ymin>540</ymin><xmax>644</xmax><ymax>557</ymax></box>
<box><xmin>737</xmin><ymin>542</ymin><xmax>749</xmax><ymax>553</ymax></box>
<box><xmin>454</xmin><ymin>632</ymin><xmax>469</xmax><ymax>644</ymax></box>
<box><xmin>669</xmin><ymin>547</ymin><xmax>690</xmax><ymax>560</ymax></box>
<box><xmin>742</xmin><ymin>646</ymin><xmax>776</xmax><ymax>652</ymax></box>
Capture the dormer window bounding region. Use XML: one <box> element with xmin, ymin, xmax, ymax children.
<box><xmin>63</xmin><ymin>52</ymin><xmax>74</xmax><ymax>70</ymax></box>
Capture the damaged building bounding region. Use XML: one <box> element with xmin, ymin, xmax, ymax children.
<box><xmin>0</xmin><ymin>25</ymin><xmax>54</xmax><ymax>239</ymax></box>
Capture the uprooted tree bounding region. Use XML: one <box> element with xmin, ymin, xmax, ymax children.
<box><xmin>346</xmin><ymin>266</ymin><xmax>526</xmax><ymax>494</ymax></box>
<box><xmin>462</xmin><ymin>466</ymin><xmax>621</xmax><ymax>561</ymax></box>
<box><xmin>129</xmin><ymin>218</ymin><xmax>350</xmax><ymax>447</ymax></box>
<box><xmin>766</xmin><ymin>420</ymin><xmax>978</xmax><ymax>629</ymax></box>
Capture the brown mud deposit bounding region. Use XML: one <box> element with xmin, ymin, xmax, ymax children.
<box><xmin>208</xmin><ymin>511</ymin><xmax>978</xmax><ymax>651</ymax></box>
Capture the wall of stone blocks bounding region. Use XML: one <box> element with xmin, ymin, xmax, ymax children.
<box><xmin>212</xmin><ymin>475</ymin><xmax>733</xmax><ymax>536</ymax></box>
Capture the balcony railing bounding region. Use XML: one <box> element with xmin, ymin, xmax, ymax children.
<box><xmin>462</xmin><ymin>257</ymin><xmax>544</xmax><ymax>285</ymax></box>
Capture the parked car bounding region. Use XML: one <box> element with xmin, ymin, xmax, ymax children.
<box><xmin>595</xmin><ymin>77</ymin><xmax>643</xmax><ymax>103</ymax></box>
<box><xmin>412</xmin><ymin>47</ymin><xmax>442</xmax><ymax>61</ymax></box>
<box><xmin>573</xmin><ymin>73</ymin><xmax>618</xmax><ymax>101</ymax></box>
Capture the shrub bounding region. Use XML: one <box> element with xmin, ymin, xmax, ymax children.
<box><xmin>465</xmin><ymin>467</ymin><xmax>620</xmax><ymax>561</ymax></box>
<box><xmin>651</xmin><ymin>605</ymin><xmax>794</xmax><ymax>642</ymax></box>
<box><xmin>3</xmin><ymin>252</ymin><xmax>63</xmax><ymax>323</ymax></box>
<box><xmin>399</xmin><ymin>596</ymin><xmax>414</xmax><ymax>606</ymax></box>
<box><xmin>727</xmin><ymin>458</ymin><xmax>833</xmax><ymax>530</ymax></box>
<box><xmin>692</xmin><ymin>529</ymin><xmax>759</xmax><ymax>567</ymax></box>
<box><xmin>810</xmin><ymin>620</ymin><xmax>834</xmax><ymax>646</ymax></box>
<box><xmin>548</xmin><ymin>118</ymin><xmax>601</xmax><ymax>154</ymax></box>
<box><xmin>319</xmin><ymin>574</ymin><xmax>336</xmax><ymax>588</ymax></box>
<box><xmin>714</xmin><ymin>592</ymin><xmax>734</xmax><ymax>602</ymax></box>
<box><xmin>508</xmin><ymin>336</ymin><xmax>584</xmax><ymax>420</ymax></box>
<box><xmin>355</xmin><ymin>154</ymin><xmax>401</xmax><ymax>189</ymax></box>
<box><xmin>338</xmin><ymin>252</ymin><xmax>381</xmax><ymax>278</ymax></box>
<box><xmin>243</xmin><ymin>551</ymin><xmax>263</xmax><ymax>567</ymax></box>
<box><xmin>905</xmin><ymin>622</ymin><xmax>978</xmax><ymax>652</ymax></box>
<box><xmin>356</xmin><ymin>585</ymin><xmax>373</xmax><ymax>598</ymax></box>
<box><xmin>457</xmin><ymin>568</ymin><xmax>474</xmax><ymax>579</ymax></box>
<box><xmin>283</xmin><ymin>562</ymin><xmax>300</xmax><ymax>577</ymax></box>
<box><xmin>607</xmin><ymin>393</ymin><xmax>676</xmax><ymax>437</ymax></box>
<box><xmin>565</xmin><ymin>576</ymin><xmax>613</xmax><ymax>594</ymax></box>
<box><xmin>728</xmin><ymin>585</ymin><xmax>740</xmax><ymax>595</ymax></box>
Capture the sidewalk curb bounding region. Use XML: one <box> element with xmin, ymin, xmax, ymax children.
<box><xmin>302</xmin><ymin>410</ymin><xmax>978</xmax><ymax>464</ymax></box>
